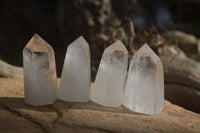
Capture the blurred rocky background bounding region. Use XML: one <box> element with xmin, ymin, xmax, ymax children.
<box><xmin>0</xmin><ymin>0</ymin><xmax>200</xmax><ymax>115</ymax></box>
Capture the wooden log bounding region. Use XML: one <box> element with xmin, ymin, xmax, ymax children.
<box><xmin>160</xmin><ymin>45</ymin><xmax>200</xmax><ymax>113</ymax></box>
<box><xmin>0</xmin><ymin>78</ymin><xmax>199</xmax><ymax>133</ymax></box>
<box><xmin>0</xmin><ymin>59</ymin><xmax>23</xmax><ymax>78</ymax></box>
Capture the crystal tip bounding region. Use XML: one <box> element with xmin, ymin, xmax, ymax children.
<box><xmin>33</xmin><ymin>33</ymin><xmax>40</xmax><ymax>38</ymax></box>
<box><xmin>116</xmin><ymin>40</ymin><xmax>123</xmax><ymax>44</ymax></box>
<box><xmin>77</xmin><ymin>36</ymin><xmax>86</xmax><ymax>42</ymax></box>
<box><xmin>78</xmin><ymin>36</ymin><xmax>84</xmax><ymax>39</ymax></box>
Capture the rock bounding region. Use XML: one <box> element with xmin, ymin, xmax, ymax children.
<box><xmin>124</xmin><ymin>44</ymin><xmax>164</xmax><ymax>115</ymax></box>
<box><xmin>23</xmin><ymin>34</ymin><xmax>58</xmax><ymax>106</ymax></box>
<box><xmin>91</xmin><ymin>40</ymin><xmax>128</xmax><ymax>107</ymax></box>
<box><xmin>0</xmin><ymin>78</ymin><xmax>199</xmax><ymax>133</ymax></box>
<box><xmin>58</xmin><ymin>36</ymin><xmax>91</xmax><ymax>102</ymax></box>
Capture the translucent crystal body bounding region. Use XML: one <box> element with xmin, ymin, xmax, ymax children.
<box><xmin>123</xmin><ymin>44</ymin><xmax>164</xmax><ymax>115</ymax></box>
<box><xmin>58</xmin><ymin>36</ymin><xmax>91</xmax><ymax>102</ymax></box>
<box><xmin>91</xmin><ymin>40</ymin><xmax>128</xmax><ymax>107</ymax></box>
<box><xmin>23</xmin><ymin>34</ymin><xmax>58</xmax><ymax>106</ymax></box>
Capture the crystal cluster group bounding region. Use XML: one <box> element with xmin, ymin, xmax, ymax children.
<box><xmin>23</xmin><ymin>34</ymin><xmax>164</xmax><ymax>115</ymax></box>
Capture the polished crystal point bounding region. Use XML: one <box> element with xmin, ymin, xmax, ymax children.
<box><xmin>23</xmin><ymin>34</ymin><xmax>58</xmax><ymax>106</ymax></box>
<box><xmin>58</xmin><ymin>36</ymin><xmax>91</xmax><ymax>102</ymax></box>
<box><xmin>91</xmin><ymin>40</ymin><xmax>128</xmax><ymax>107</ymax></box>
<box><xmin>123</xmin><ymin>44</ymin><xmax>164</xmax><ymax>115</ymax></box>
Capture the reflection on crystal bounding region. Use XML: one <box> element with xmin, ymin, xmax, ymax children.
<box><xmin>123</xmin><ymin>44</ymin><xmax>164</xmax><ymax>115</ymax></box>
<box><xmin>58</xmin><ymin>36</ymin><xmax>91</xmax><ymax>102</ymax></box>
<box><xmin>23</xmin><ymin>34</ymin><xmax>58</xmax><ymax>106</ymax></box>
<box><xmin>91</xmin><ymin>40</ymin><xmax>128</xmax><ymax>107</ymax></box>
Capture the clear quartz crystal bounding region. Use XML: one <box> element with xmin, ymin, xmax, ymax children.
<box><xmin>91</xmin><ymin>40</ymin><xmax>128</xmax><ymax>107</ymax></box>
<box><xmin>58</xmin><ymin>36</ymin><xmax>91</xmax><ymax>102</ymax></box>
<box><xmin>23</xmin><ymin>34</ymin><xmax>58</xmax><ymax>106</ymax></box>
<box><xmin>123</xmin><ymin>44</ymin><xmax>164</xmax><ymax>115</ymax></box>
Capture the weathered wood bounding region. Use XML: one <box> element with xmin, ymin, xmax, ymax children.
<box><xmin>162</xmin><ymin>30</ymin><xmax>198</xmax><ymax>55</ymax></box>
<box><xmin>160</xmin><ymin>46</ymin><xmax>200</xmax><ymax>113</ymax></box>
<box><xmin>0</xmin><ymin>59</ymin><xmax>23</xmax><ymax>78</ymax></box>
<box><xmin>0</xmin><ymin>78</ymin><xmax>199</xmax><ymax>133</ymax></box>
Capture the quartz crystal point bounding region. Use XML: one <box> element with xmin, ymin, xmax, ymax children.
<box><xmin>58</xmin><ymin>36</ymin><xmax>91</xmax><ymax>102</ymax></box>
<box><xmin>123</xmin><ymin>44</ymin><xmax>164</xmax><ymax>115</ymax></box>
<box><xmin>91</xmin><ymin>40</ymin><xmax>128</xmax><ymax>107</ymax></box>
<box><xmin>23</xmin><ymin>34</ymin><xmax>58</xmax><ymax>106</ymax></box>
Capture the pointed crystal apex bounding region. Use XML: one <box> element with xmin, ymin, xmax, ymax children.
<box><xmin>24</xmin><ymin>34</ymin><xmax>51</xmax><ymax>53</ymax></box>
<box><xmin>58</xmin><ymin>36</ymin><xmax>91</xmax><ymax>102</ymax></box>
<box><xmin>105</xmin><ymin>40</ymin><xmax>128</xmax><ymax>54</ymax></box>
<box><xmin>68</xmin><ymin>36</ymin><xmax>89</xmax><ymax>50</ymax></box>
<box><xmin>135</xmin><ymin>44</ymin><xmax>159</xmax><ymax>63</ymax></box>
<box><xmin>23</xmin><ymin>34</ymin><xmax>58</xmax><ymax>106</ymax></box>
<box><xmin>91</xmin><ymin>41</ymin><xmax>128</xmax><ymax>107</ymax></box>
<box><xmin>76</xmin><ymin>36</ymin><xmax>86</xmax><ymax>42</ymax></box>
<box><xmin>33</xmin><ymin>33</ymin><xmax>40</xmax><ymax>38</ymax></box>
<box><xmin>123</xmin><ymin>43</ymin><xmax>164</xmax><ymax>115</ymax></box>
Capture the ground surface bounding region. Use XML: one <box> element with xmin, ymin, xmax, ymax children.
<box><xmin>0</xmin><ymin>78</ymin><xmax>199</xmax><ymax>133</ymax></box>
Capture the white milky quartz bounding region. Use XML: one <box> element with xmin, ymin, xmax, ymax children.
<box><xmin>123</xmin><ymin>44</ymin><xmax>164</xmax><ymax>115</ymax></box>
<box><xmin>58</xmin><ymin>36</ymin><xmax>91</xmax><ymax>102</ymax></box>
<box><xmin>23</xmin><ymin>34</ymin><xmax>58</xmax><ymax>106</ymax></box>
<box><xmin>91</xmin><ymin>40</ymin><xmax>128</xmax><ymax>107</ymax></box>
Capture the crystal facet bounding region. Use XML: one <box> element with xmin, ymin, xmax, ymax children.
<box><xmin>123</xmin><ymin>44</ymin><xmax>164</xmax><ymax>115</ymax></box>
<box><xmin>91</xmin><ymin>40</ymin><xmax>128</xmax><ymax>107</ymax></box>
<box><xmin>23</xmin><ymin>34</ymin><xmax>58</xmax><ymax>106</ymax></box>
<box><xmin>58</xmin><ymin>36</ymin><xmax>91</xmax><ymax>102</ymax></box>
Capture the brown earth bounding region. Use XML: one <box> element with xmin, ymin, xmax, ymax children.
<box><xmin>0</xmin><ymin>78</ymin><xmax>199</xmax><ymax>133</ymax></box>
